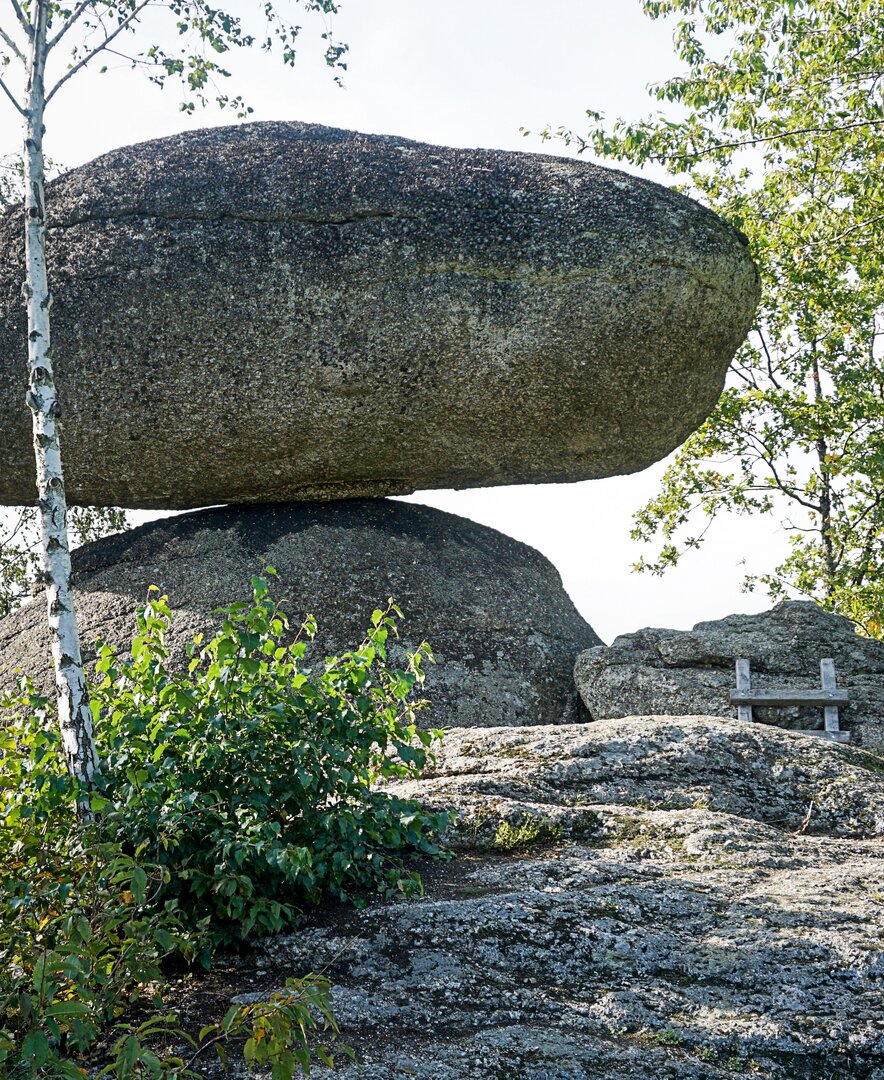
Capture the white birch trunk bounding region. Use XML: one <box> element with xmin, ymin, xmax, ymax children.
<box><xmin>23</xmin><ymin>0</ymin><xmax>98</xmax><ymax>791</ymax></box>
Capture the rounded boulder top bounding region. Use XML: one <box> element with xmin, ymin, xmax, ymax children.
<box><xmin>0</xmin><ymin>499</ymin><xmax>602</xmax><ymax>729</ymax></box>
<box><xmin>0</xmin><ymin>122</ymin><xmax>760</xmax><ymax>509</ymax></box>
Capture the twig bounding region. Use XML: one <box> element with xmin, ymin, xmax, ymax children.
<box><xmin>794</xmin><ymin>800</ymin><xmax>814</xmax><ymax>836</ymax></box>
<box><xmin>46</xmin><ymin>0</ymin><xmax>96</xmax><ymax>52</ymax></box>
<box><xmin>670</xmin><ymin>118</ymin><xmax>884</xmax><ymax>165</ymax></box>
<box><xmin>45</xmin><ymin>0</ymin><xmax>151</xmax><ymax>103</ymax></box>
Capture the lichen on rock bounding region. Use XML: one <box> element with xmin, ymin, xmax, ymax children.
<box><xmin>0</xmin><ymin>121</ymin><xmax>760</xmax><ymax>509</ymax></box>
<box><xmin>575</xmin><ymin>602</ymin><xmax>884</xmax><ymax>754</ymax></box>
<box><xmin>0</xmin><ymin>499</ymin><xmax>600</xmax><ymax>730</ymax></box>
<box><xmin>204</xmin><ymin>716</ymin><xmax>884</xmax><ymax>1079</ymax></box>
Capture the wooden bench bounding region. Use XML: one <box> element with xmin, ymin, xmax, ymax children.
<box><xmin>729</xmin><ymin>657</ymin><xmax>850</xmax><ymax>742</ymax></box>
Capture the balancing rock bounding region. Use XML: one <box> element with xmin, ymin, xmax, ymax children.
<box><xmin>0</xmin><ymin>499</ymin><xmax>600</xmax><ymax>728</ymax></box>
<box><xmin>0</xmin><ymin>121</ymin><xmax>759</xmax><ymax>508</ymax></box>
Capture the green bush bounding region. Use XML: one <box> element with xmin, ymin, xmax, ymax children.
<box><xmin>0</xmin><ymin>577</ymin><xmax>446</xmax><ymax>1076</ymax></box>
<box><xmin>93</xmin><ymin>576</ymin><xmax>448</xmax><ymax>942</ymax></box>
<box><xmin>0</xmin><ymin>704</ymin><xmax>195</xmax><ymax>1076</ymax></box>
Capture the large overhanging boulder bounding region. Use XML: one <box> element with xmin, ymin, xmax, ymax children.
<box><xmin>574</xmin><ymin>601</ymin><xmax>884</xmax><ymax>755</ymax></box>
<box><xmin>0</xmin><ymin>500</ymin><xmax>600</xmax><ymax>728</ymax></box>
<box><xmin>0</xmin><ymin>122</ymin><xmax>759</xmax><ymax>509</ymax></box>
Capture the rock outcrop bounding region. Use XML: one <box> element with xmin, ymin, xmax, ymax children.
<box><xmin>0</xmin><ymin>121</ymin><xmax>759</xmax><ymax>508</ymax></box>
<box><xmin>202</xmin><ymin>716</ymin><xmax>884</xmax><ymax>1079</ymax></box>
<box><xmin>0</xmin><ymin>500</ymin><xmax>600</xmax><ymax>728</ymax></box>
<box><xmin>575</xmin><ymin>601</ymin><xmax>884</xmax><ymax>754</ymax></box>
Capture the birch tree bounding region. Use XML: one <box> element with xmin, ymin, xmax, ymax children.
<box><xmin>0</xmin><ymin>0</ymin><xmax>347</xmax><ymax>789</ymax></box>
<box><xmin>0</xmin><ymin>158</ymin><xmax>128</xmax><ymax>623</ymax></box>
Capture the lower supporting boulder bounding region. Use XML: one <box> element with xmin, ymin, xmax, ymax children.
<box><xmin>0</xmin><ymin>499</ymin><xmax>600</xmax><ymax>729</ymax></box>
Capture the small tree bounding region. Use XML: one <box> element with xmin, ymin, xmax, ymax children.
<box><xmin>0</xmin><ymin>159</ymin><xmax>128</xmax><ymax>624</ymax></box>
<box><xmin>0</xmin><ymin>506</ymin><xmax>127</xmax><ymax>619</ymax></box>
<box><xmin>545</xmin><ymin>0</ymin><xmax>884</xmax><ymax>634</ymax></box>
<box><xmin>0</xmin><ymin>0</ymin><xmax>347</xmax><ymax>788</ymax></box>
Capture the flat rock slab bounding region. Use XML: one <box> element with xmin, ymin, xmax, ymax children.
<box><xmin>575</xmin><ymin>601</ymin><xmax>884</xmax><ymax>756</ymax></box>
<box><xmin>396</xmin><ymin>714</ymin><xmax>884</xmax><ymax>839</ymax></box>
<box><xmin>0</xmin><ymin>500</ymin><xmax>600</xmax><ymax>729</ymax></box>
<box><xmin>0</xmin><ymin>121</ymin><xmax>759</xmax><ymax>508</ymax></box>
<box><xmin>202</xmin><ymin>717</ymin><xmax>884</xmax><ymax>1079</ymax></box>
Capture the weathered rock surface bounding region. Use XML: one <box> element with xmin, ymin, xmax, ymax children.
<box><xmin>575</xmin><ymin>601</ymin><xmax>884</xmax><ymax>755</ymax></box>
<box><xmin>203</xmin><ymin>717</ymin><xmax>884</xmax><ymax>1079</ymax></box>
<box><xmin>0</xmin><ymin>121</ymin><xmax>759</xmax><ymax>508</ymax></box>
<box><xmin>397</xmin><ymin>714</ymin><xmax>884</xmax><ymax>839</ymax></box>
<box><xmin>0</xmin><ymin>500</ymin><xmax>599</xmax><ymax>728</ymax></box>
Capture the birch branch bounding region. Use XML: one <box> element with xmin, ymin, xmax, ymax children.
<box><xmin>45</xmin><ymin>0</ymin><xmax>151</xmax><ymax>102</ymax></box>
<box><xmin>46</xmin><ymin>0</ymin><xmax>94</xmax><ymax>52</ymax></box>
<box><xmin>0</xmin><ymin>70</ymin><xmax>24</xmax><ymax>113</ymax></box>
<box><xmin>0</xmin><ymin>22</ymin><xmax>25</xmax><ymax>61</ymax></box>
<box><xmin>8</xmin><ymin>0</ymin><xmax>30</xmax><ymax>36</ymax></box>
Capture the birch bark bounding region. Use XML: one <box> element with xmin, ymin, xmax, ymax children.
<box><xmin>22</xmin><ymin>0</ymin><xmax>97</xmax><ymax>790</ymax></box>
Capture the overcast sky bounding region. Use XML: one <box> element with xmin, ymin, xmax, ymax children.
<box><xmin>0</xmin><ymin>0</ymin><xmax>791</xmax><ymax>642</ymax></box>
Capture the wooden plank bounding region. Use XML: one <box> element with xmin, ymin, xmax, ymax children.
<box><xmin>797</xmin><ymin>728</ymin><xmax>851</xmax><ymax>743</ymax></box>
<box><xmin>820</xmin><ymin>658</ymin><xmax>841</xmax><ymax>734</ymax></box>
<box><xmin>729</xmin><ymin>688</ymin><xmax>849</xmax><ymax>706</ymax></box>
<box><xmin>730</xmin><ymin>655</ymin><xmax>850</xmax><ymax>743</ymax></box>
<box><xmin>735</xmin><ymin>658</ymin><xmax>753</xmax><ymax>722</ymax></box>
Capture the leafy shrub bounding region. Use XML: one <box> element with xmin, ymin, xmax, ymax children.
<box><xmin>0</xmin><ymin>703</ymin><xmax>193</xmax><ymax>1075</ymax></box>
<box><xmin>0</xmin><ymin>710</ymin><xmax>345</xmax><ymax>1080</ymax></box>
<box><xmin>92</xmin><ymin>576</ymin><xmax>448</xmax><ymax>942</ymax></box>
<box><xmin>0</xmin><ymin>578</ymin><xmax>446</xmax><ymax>1075</ymax></box>
<box><xmin>492</xmin><ymin>815</ymin><xmax>562</xmax><ymax>851</ymax></box>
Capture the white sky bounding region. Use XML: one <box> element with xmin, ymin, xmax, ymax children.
<box><xmin>0</xmin><ymin>0</ymin><xmax>792</xmax><ymax>642</ymax></box>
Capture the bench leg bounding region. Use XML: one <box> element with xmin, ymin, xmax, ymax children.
<box><xmin>820</xmin><ymin>658</ymin><xmax>842</xmax><ymax>736</ymax></box>
<box><xmin>735</xmin><ymin>658</ymin><xmax>753</xmax><ymax>723</ymax></box>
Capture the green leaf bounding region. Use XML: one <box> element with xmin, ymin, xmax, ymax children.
<box><xmin>22</xmin><ymin>1030</ymin><xmax>50</xmax><ymax>1067</ymax></box>
<box><xmin>44</xmin><ymin>1000</ymin><xmax>92</xmax><ymax>1018</ymax></box>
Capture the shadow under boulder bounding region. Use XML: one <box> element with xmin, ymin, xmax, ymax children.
<box><xmin>0</xmin><ymin>499</ymin><xmax>600</xmax><ymax>729</ymax></box>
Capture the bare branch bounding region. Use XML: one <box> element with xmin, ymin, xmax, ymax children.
<box><xmin>666</xmin><ymin>118</ymin><xmax>884</xmax><ymax>165</ymax></box>
<box><xmin>45</xmin><ymin>0</ymin><xmax>151</xmax><ymax>103</ymax></box>
<box><xmin>0</xmin><ymin>507</ymin><xmax>34</xmax><ymax>550</ymax></box>
<box><xmin>102</xmin><ymin>44</ymin><xmax>164</xmax><ymax>68</ymax></box>
<box><xmin>46</xmin><ymin>0</ymin><xmax>96</xmax><ymax>53</ymax></box>
<box><xmin>0</xmin><ymin>22</ymin><xmax>25</xmax><ymax>62</ymax></box>
<box><xmin>730</xmin><ymin>363</ymin><xmax>758</xmax><ymax>388</ymax></box>
<box><xmin>8</xmin><ymin>0</ymin><xmax>31</xmax><ymax>37</ymax></box>
<box><xmin>743</xmin><ymin>430</ymin><xmax>822</xmax><ymax>514</ymax></box>
<box><xmin>846</xmin><ymin>492</ymin><xmax>884</xmax><ymax>534</ymax></box>
<box><xmin>811</xmin><ymin>212</ymin><xmax>884</xmax><ymax>248</ymax></box>
<box><xmin>756</xmin><ymin>330</ymin><xmax>782</xmax><ymax>390</ymax></box>
<box><xmin>0</xmin><ymin>68</ymin><xmax>24</xmax><ymax>113</ymax></box>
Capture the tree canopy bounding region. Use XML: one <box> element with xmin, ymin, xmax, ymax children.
<box><xmin>549</xmin><ymin>0</ymin><xmax>884</xmax><ymax>634</ymax></box>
